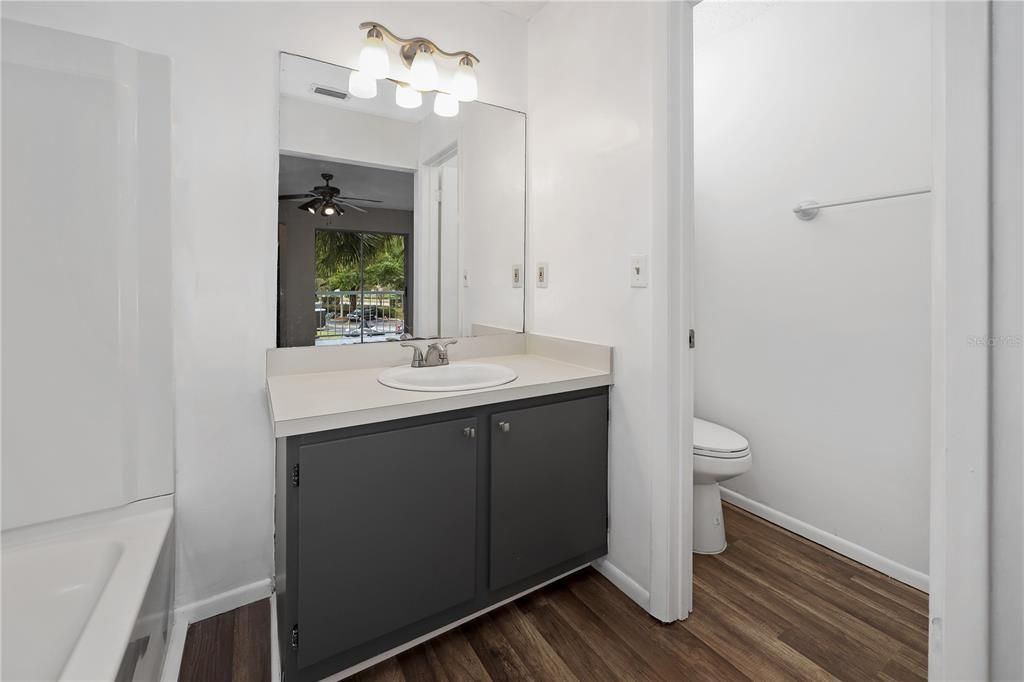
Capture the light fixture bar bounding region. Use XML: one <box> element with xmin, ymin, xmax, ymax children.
<box><xmin>358</xmin><ymin>21</ymin><xmax>480</xmax><ymax>69</ymax></box>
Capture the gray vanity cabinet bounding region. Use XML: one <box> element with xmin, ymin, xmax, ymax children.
<box><xmin>294</xmin><ymin>418</ymin><xmax>478</xmax><ymax>670</ymax></box>
<box><xmin>489</xmin><ymin>394</ymin><xmax>609</xmax><ymax>590</ymax></box>
<box><xmin>276</xmin><ymin>388</ymin><xmax>609</xmax><ymax>682</ymax></box>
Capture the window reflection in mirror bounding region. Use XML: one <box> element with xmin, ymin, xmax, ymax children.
<box><xmin>276</xmin><ymin>53</ymin><xmax>526</xmax><ymax>348</ymax></box>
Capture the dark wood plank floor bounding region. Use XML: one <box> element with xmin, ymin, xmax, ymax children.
<box><xmin>179</xmin><ymin>597</ymin><xmax>271</xmax><ymax>682</ymax></box>
<box><xmin>179</xmin><ymin>504</ymin><xmax>928</xmax><ymax>681</ymax></box>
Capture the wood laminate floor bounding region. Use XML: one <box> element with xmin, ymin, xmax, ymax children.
<box><xmin>179</xmin><ymin>504</ymin><xmax>928</xmax><ymax>681</ymax></box>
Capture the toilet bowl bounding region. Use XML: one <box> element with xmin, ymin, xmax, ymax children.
<box><xmin>693</xmin><ymin>418</ymin><xmax>751</xmax><ymax>554</ymax></box>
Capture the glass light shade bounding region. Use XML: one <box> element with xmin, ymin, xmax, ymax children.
<box><xmin>395</xmin><ymin>83</ymin><xmax>423</xmax><ymax>109</ymax></box>
<box><xmin>433</xmin><ymin>92</ymin><xmax>459</xmax><ymax>118</ymax></box>
<box><xmin>409</xmin><ymin>48</ymin><xmax>439</xmax><ymax>91</ymax></box>
<box><xmin>358</xmin><ymin>34</ymin><xmax>390</xmax><ymax>79</ymax></box>
<box><xmin>348</xmin><ymin>69</ymin><xmax>377</xmax><ymax>99</ymax></box>
<box><xmin>452</xmin><ymin>61</ymin><xmax>478</xmax><ymax>102</ymax></box>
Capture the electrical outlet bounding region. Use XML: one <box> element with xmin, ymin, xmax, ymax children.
<box><xmin>512</xmin><ymin>264</ymin><xmax>523</xmax><ymax>288</ymax></box>
<box><xmin>536</xmin><ymin>262</ymin><xmax>549</xmax><ymax>288</ymax></box>
<box><xmin>630</xmin><ymin>255</ymin><xmax>648</xmax><ymax>288</ymax></box>
<box><xmin>463</xmin><ymin>269</ymin><xmax>470</xmax><ymax>287</ymax></box>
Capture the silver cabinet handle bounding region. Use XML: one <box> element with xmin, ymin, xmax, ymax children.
<box><xmin>498</xmin><ymin>421</ymin><xmax>511</xmax><ymax>433</ymax></box>
<box><xmin>463</xmin><ymin>426</ymin><xmax>476</xmax><ymax>439</ymax></box>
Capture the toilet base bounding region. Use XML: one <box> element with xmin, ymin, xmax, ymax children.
<box><xmin>693</xmin><ymin>481</ymin><xmax>727</xmax><ymax>554</ymax></box>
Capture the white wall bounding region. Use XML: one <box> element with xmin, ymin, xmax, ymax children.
<box><xmin>2</xmin><ymin>20</ymin><xmax>174</xmax><ymax>528</ymax></box>
<box><xmin>528</xmin><ymin>1</ymin><xmax>673</xmax><ymax>600</ymax></box>
<box><xmin>0</xmin><ymin>1</ymin><xmax>527</xmax><ymax>610</ymax></box>
<box><xmin>416</xmin><ymin>104</ymin><xmax>527</xmax><ymax>337</ymax></box>
<box><xmin>990</xmin><ymin>1</ymin><xmax>1023</xmax><ymax>677</ymax></box>
<box><xmin>280</xmin><ymin>96</ymin><xmax>419</xmax><ymax>171</ymax></box>
<box><xmin>693</xmin><ymin>2</ymin><xmax>931</xmax><ymax>581</ymax></box>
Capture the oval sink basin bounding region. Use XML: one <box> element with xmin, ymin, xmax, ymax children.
<box><xmin>378</xmin><ymin>362</ymin><xmax>518</xmax><ymax>392</ymax></box>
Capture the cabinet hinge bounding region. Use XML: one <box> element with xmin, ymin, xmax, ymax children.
<box><xmin>291</xmin><ymin>463</ymin><xmax>300</xmax><ymax>487</ymax></box>
<box><xmin>291</xmin><ymin>624</ymin><xmax>299</xmax><ymax>649</ymax></box>
<box><xmin>689</xmin><ymin>329</ymin><xmax>695</xmax><ymax>349</ymax></box>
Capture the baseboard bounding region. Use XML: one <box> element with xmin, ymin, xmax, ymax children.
<box><xmin>159</xmin><ymin>578</ymin><xmax>274</xmax><ymax>681</ymax></box>
<box><xmin>720</xmin><ymin>488</ymin><xmax>930</xmax><ymax>593</ymax></box>
<box><xmin>591</xmin><ymin>558</ymin><xmax>651</xmax><ymax>610</ymax></box>
<box><xmin>174</xmin><ymin>577</ymin><xmax>274</xmax><ymax>624</ymax></box>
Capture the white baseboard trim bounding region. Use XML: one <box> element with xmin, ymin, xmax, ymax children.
<box><xmin>159</xmin><ymin>577</ymin><xmax>275</xmax><ymax>681</ymax></box>
<box><xmin>591</xmin><ymin>558</ymin><xmax>651</xmax><ymax>610</ymax></box>
<box><xmin>720</xmin><ymin>488</ymin><xmax>930</xmax><ymax>593</ymax></box>
<box><xmin>158</xmin><ymin>614</ymin><xmax>188</xmax><ymax>682</ymax></box>
<box><xmin>175</xmin><ymin>577</ymin><xmax>274</xmax><ymax>624</ymax></box>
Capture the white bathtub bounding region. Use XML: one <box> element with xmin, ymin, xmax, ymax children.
<box><xmin>2</xmin><ymin>496</ymin><xmax>174</xmax><ymax>681</ymax></box>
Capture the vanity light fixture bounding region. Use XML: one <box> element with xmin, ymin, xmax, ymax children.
<box><xmin>350</xmin><ymin>22</ymin><xmax>480</xmax><ymax>115</ymax></box>
<box><xmin>357</xmin><ymin>26</ymin><xmax>390</xmax><ymax>79</ymax></box>
<box><xmin>347</xmin><ymin>69</ymin><xmax>377</xmax><ymax>99</ymax></box>
<box><xmin>452</xmin><ymin>57</ymin><xmax>479</xmax><ymax>102</ymax></box>
<box><xmin>433</xmin><ymin>92</ymin><xmax>459</xmax><ymax>118</ymax></box>
<box><xmin>395</xmin><ymin>83</ymin><xmax>423</xmax><ymax>109</ymax></box>
<box><xmin>409</xmin><ymin>44</ymin><xmax>439</xmax><ymax>92</ymax></box>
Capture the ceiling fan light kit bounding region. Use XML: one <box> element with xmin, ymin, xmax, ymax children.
<box><xmin>279</xmin><ymin>173</ymin><xmax>382</xmax><ymax>218</ymax></box>
<box><xmin>352</xmin><ymin>21</ymin><xmax>479</xmax><ymax>116</ymax></box>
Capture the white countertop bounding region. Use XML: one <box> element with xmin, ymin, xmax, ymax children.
<box><xmin>267</xmin><ymin>350</ymin><xmax>612</xmax><ymax>437</ymax></box>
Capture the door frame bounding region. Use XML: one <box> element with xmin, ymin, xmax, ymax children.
<box><xmin>927</xmin><ymin>2</ymin><xmax>992</xmax><ymax>678</ymax></box>
<box><xmin>659</xmin><ymin>6</ymin><xmax>994</xmax><ymax>677</ymax></box>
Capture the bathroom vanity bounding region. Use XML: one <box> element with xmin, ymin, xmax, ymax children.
<box><xmin>267</xmin><ymin>335</ymin><xmax>612</xmax><ymax>681</ymax></box>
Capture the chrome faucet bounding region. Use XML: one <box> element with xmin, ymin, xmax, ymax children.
<box><xmin>399</xmin><ymin>335</ymin><xmax>456</xmax><ymax>364</ymax></box>
<box><xmin>399</xmin><ymin>341</ymin><xmax>426</xmax><ymax>367</ymax></box>
<box><xmin>425</xmin><ymin>339</ymin><xmax>457</xmax><ymax>367</ymax></box>
<box><xmin>401</xmin><ymin>339</ymin><xmax>457</xmax><ymax>367</ymax></box>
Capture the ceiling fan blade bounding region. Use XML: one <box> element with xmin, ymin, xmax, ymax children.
<box><xmin>278</xmin><ymin>193</ymin><xmax>316</xmax><ymax>201</ymax></box>
<box><xmin>339</xmin><ymin>197</ymin><xmax>383</xmax><ymax>203</ymax></box>
<box><xmin>339</xmin><ymin>201</ymin><xmax>369</xmax><ymax>213</ymax></box>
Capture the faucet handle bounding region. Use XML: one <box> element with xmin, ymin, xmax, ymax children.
<box><xmin>429</xmin><ymin>338</ymin><xmax>458</xmax><ymax>356</ymax></box>
<box><xmin>400</xmin><ymin>341</ymin><xmax>425</xmax><ymax>367</ymax></box>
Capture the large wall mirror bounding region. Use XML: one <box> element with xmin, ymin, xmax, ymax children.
<box><xmin>277</xmin><ymin>53</ymin><xmax>526</xmax><ymax>347</ymax></box>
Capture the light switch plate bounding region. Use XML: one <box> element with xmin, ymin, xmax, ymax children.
<box><xmin>536</xmin><ymin>262</ymin><xmax>549</xmax><ymax>288</ymax></box>
<box><xmin>512</xmin><ymin>264</ymin><xmax>523</xmax><ymax>288</ymax></box>
<box><xmin>630</xmin><ymin>255</ymin><xmax>648</xmax><ymax>288</ymax></box>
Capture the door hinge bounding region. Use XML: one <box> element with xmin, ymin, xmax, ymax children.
<box><xmin>290</xmin><ymin>625</ymin><xmax>299</xmax><ymax>649</ymax></box>
<box><xmin>291</xmin><ymin>463</ymin><xmax>300</xmax><ymax>487</ymax></box>
<box><xmin>689</xmin><ymin>329</ymin><xmax>695</xmax><ymax>349</ymax></box>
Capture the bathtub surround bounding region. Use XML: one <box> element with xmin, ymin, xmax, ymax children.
<box><xmin>0</xmin><ymin>1</ymin><xmax>528</xmax><ymax>617</ymax></box>
<box><xmin>693</xmin><ymin>1</ymin><xmax>932</xmax><ymax>586</ymax></box>
<box><xmin>1</xmin><ymin>20</ymin><xmax>178</xmax><ymax>682</ymax></box>
<box><xmin>1</xmin><ymin>19</ymin><xmax>173</xmax><ymax>529</ymax></box>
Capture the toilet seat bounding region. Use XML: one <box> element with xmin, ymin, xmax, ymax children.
<box><xmin>694</xmin><ymin>418</ymin><xmax>750</xmax><ymax>459</ymax></box>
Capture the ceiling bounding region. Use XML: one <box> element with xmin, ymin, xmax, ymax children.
<box><xmin>481</xmin><ymin>1</ymin><xmax>547</xmax><ymax>21</ymax></box>
<box><xmin>278</xmin><ymin>155</ymin><xmax>414</xmax><ymax>212</ymax></box>
<box><xmin>280</xmin><ymin>53</ymin><xmax>431</xmax><ymax>124</ymax></box>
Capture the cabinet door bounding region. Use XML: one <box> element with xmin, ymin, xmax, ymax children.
<box><xmin>490</xmin><ymin>395</ymin><xmax>608</xmax><ymax>590</ymax></box>
<box><xmin>296</xmin><ymin>418</ymin><xmax>477</xmax><ymax>669</ymax></box>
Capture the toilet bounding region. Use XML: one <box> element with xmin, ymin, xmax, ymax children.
<box><xmin>693</xmin><ymin>418</ymin><xmax>752</xmax><ymax>554</ymax></box>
